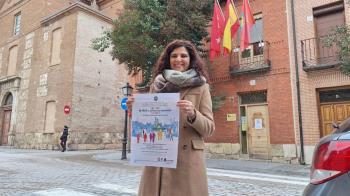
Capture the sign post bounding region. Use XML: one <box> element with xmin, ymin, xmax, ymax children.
<box><xmin>120</xmin><ymin>97</ymin><xmax>129</xmax><ymax>160</ymax></box>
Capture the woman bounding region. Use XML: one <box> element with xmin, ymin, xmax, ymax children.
<box><xmin>128</xmin><ymin>40</ymin><xmax>215</xmax><ymax>196</ymax></box>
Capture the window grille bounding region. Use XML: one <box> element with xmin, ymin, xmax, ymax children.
<box><xmin>319</xmin><ymin>88</ymin><xmax>350</xmax><ymax>103</ymax></box>
<box><xmin>240</xmin><ymin>91</ymin><xmax>267</xmax><ymax>104</ymax></box>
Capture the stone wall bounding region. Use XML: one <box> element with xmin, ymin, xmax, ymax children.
<box><xmin>69</xmin><ymin>11</ymin><xmax>128</xmax><ymax>150</ymax></box>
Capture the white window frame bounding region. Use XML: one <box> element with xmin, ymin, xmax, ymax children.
<box><xmin>13</xmin><ymin>12</ymin><xmax>21</xmax><ymax>36</ymax></box>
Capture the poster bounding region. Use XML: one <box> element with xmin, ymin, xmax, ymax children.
<box><xmin>254</xmin><ymin>118</ymin><xmax>263</xmax><ymax>129</ymax></box>
<box><xmin>130</xmin><ymin>93</ymin><xmax>180</xmax><ymax>168</ymax></box>
<box><xmin>241</xmin><ymin>116</ymin><xmax>247</xmax><ymax>131</ymax></box>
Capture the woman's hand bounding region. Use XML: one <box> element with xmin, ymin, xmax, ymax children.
<box><xmin>177</xmin><ymin>100</ymin><xmax>196</xmax><ymax>118</ymax></box>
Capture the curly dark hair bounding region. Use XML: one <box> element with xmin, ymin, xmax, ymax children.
<box><xmin>152</xmin><ymin>40</ymin><xmax>209</xmax><ymax>82</ymax></box>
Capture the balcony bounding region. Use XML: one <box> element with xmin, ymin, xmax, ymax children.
<box><xmin>301</xmin><ymin>36</ymin><xmax>340</xmax><ymax>71</ymax></box>
<box><xmin>229</xmin><ymin>41</ymin><xmax>271</xmax><ymax>76</ymax></box>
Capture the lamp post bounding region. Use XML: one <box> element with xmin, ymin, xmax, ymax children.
<box><xmin>121</xmin><ymin>82</ymin><xmax>133</xmax><ymax>160</ymax></box>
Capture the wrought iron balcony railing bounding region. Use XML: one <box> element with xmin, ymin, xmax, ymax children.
<box><xmin>301</xmin><ymin>36</ymin><xmax>340</xmax><ymax>71</ymax></box>
<box><xmin>229</xmin><ymin>41</ymin><xmax>271</xmax><ymax>76</ymax></box>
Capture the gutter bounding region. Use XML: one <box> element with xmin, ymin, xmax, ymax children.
<box><xmin>291</xmin><ymin>0</ymin><xmax>305</xmax><ymax>165</ymax></box>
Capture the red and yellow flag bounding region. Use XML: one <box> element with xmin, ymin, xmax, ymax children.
<box><xmin>240</xmin><ymin>0</ymin><xmax>255</xmax><ymax>51</ymax></box>
<box><xmin>223</xmin><ymin>0</ymin><xmax>239</xmax><ymax>54</ymax></box>
<box><xmin>210</xmin><ymin>0</ymin><xmax>226</xmax><ymax>60</ymax></box>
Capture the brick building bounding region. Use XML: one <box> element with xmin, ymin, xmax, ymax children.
<box><xmin>288</xmin><ymin>0</ymin><xmax>350</xmax><ymax>164</ymax></box>
<box><xmin>207</xmin><ymin>0</ymin><xmax>298</xmax><ymax>163</ymax></box>
<box><xmin>0</xmin><ymin>0</ymin><xmax>128</xmax><ymax>150</ymax></box>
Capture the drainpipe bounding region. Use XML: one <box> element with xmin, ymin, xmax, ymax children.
<box><xmin>291</xmin><ymin>0</ymin><xmax>305</xmax><ymax>165</ymax></box>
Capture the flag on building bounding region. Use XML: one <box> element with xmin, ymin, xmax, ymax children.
<box><xmin>210</xmin><ymin>0</ymin><xmax>226</xmax><ymax>60</ymax></box>
<box><xmin>223</xmin><ymin>0</ymin><xmax>240</xmax><ymax>55</ymax></box>
<box><xmin>240</xmin><ymin>0</ymin><xmax>255</xmax><ymax>51</ymax></box>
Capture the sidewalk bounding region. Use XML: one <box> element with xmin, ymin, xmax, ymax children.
<box><xmin>93</xmin><ymin>150</ymin><xmax>311</xmax><ymax>178</ymax></box>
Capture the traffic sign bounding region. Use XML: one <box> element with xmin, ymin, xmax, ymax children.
<box><xmin>64</xmin><ymin>105</ymin><xmax>71</xmax><ymax>114</ymax></box>
<box><xmin>121</xmin><ymin>97</ymin><xmax>128</xmax><ymax>110</ymax></box>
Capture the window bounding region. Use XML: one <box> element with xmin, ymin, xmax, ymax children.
<box><xmin>313</xmin><ymin>1</ymin><xmax>344</xmax><ymax>63</ymax></box>
<box><xmin>237</xmin><ymin>14</ymin><xmax>264</xmax><ymax>64</ymax></box>
<box><xmin>44</xmin><ymin>101</ymin><xmax>56</xmax><ymax>133</ymax></box>
<box><xmin>51</xmin><ymin>28</ymin><xmax>62</xmax><ymax>65</ymax></box>
<box><xmin>3</xmin><ymin>93</ymin><xmax>13</xmax><ymax>106</ymax></box>
<box><xmin>237</xmin><ymin>13</ymin><xmax>263</xmax><ymax>46</ymax></box>
<box><xmin>13</xmin><ymin>12</ymin><xmax>21</xmax><ymax>36</ymax></box>
<box><xmin>7</xmin><ymin>45</ymin><xmax>18</xmax><ymax>76</ymax></box>
<box><xmin>320</xmin><ymin>89</ymin><xmax>350</xmax><ymax>103</ymax></box>
<box><xmin>313</xmin><ymin>1</ymin><xmax>345</xmax><ymax>37</ymax></box>
<box><xmin>240</xmin><ymin>91</ymin><xmax>267</xmax><ymax>105</ymax></box>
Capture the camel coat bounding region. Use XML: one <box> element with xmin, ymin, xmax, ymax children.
<box><xmin>138</xmin><ymin>83</ymin><xmax>215</xmax><ymax>196</ymax></box>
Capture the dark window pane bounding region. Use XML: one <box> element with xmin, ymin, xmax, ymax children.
<box><xmin>242</xmin><ymin>49</ymin><xmax>251</xmax><ymax>58</ymax></box>
<box><xmin>253</xmin><ymin>42</ymin><xmax>264</xmax><ymax>56</ymax></box>
<box><xmin>319</xmin><ymin>89</ymin><xmax>350</xmax><ymax>103</ymax></box>
<box><xmin>240</xmin><ymin>91</ymin><xmax>267</xmax><ymax>104</ymax></box>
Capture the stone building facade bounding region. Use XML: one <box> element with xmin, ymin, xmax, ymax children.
<box><xmin>287</xmin><ymin>0</ymin><xmax>350</xmax><ymax>164</ymax></box>
<box><xmin>0</xmin><ymin>0</ymin><xmax>128</xmax><ymax>150</ymax></box>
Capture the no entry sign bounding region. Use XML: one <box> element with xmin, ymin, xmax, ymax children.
<box><xmin>64</xmin><ymin>105</ymin><xmax>71</xmax><ymax>114</ymax></box>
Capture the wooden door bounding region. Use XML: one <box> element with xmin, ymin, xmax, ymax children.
<box><xmin>320</xmin><ymin>102</ymin><xmax>350</xmax><ymax>136</ymax></box>
<box><xmin>247</xmin><ymin>105</ymin><xmax>270</xmax><ymax>159</ymax></box>
<box><xmin>1</xmin><ymin>110</ymin><xmax>11</xmax><ymax>145</ymax></box>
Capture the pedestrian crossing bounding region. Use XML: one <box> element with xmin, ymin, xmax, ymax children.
<box><xmin>34</xmin><ymin>184</ymin><xmax>138</xmax><ymax>196</ymax></box>
<box><xmin>94</xmin><ymin>184</ymin><xmax>137</xmax><ymax>194</ymax></box>
<box><xmin>33</xmin><ymin>169</ymin><xmax>308</xmax><ymax>195</ymax></box>
<box><xmin>34</xmin><ymin>188</ymin><xmax>96</xmax><ymax>196</ymax></box>
<box><xmin>207</xmin><ymin>168</ymin><xmax>309</xmax><ymax>186</ymax></box>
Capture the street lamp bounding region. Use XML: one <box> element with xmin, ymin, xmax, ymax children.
<box><xmin>121</xmin><ymin>82</ymin><xmax>133</xmax><ymax>160</ymax></box>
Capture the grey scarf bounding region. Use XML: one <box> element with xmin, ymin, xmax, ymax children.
<box><xmin>152</xmin><ymin>69</ymin><xmax>206</xmax><ymax>93</ymax></box>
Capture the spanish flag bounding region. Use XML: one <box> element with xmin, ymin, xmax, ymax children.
<box><xmin>223</xmin><ymin>0</ymin><xmax>239</xmax><ymax>54</ymax></box>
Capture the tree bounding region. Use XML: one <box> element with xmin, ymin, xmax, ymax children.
<box><xmin>325</xmin><ymin>25</ymin><xmax>350</xmax><ymax>74</ymax></box>
<box><xmin>91</xmin><ymin>0</ymin><xmax>212</xmax><ymax>87</ymax></box>
<box><xmin>324</xmin><ymin>1</ymin><xmax>350</xmax><ymax>74</ymax></box>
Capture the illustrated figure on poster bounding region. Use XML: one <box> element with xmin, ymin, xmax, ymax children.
<box><xmin>167</xmin><ymin>128</ymin><xmax>174</xmax><ymax>141</ymax></box>
<box><xmin>127</xmin><ymin>39</ymin><xmax>215</xmax><ymax>196</ymax></box>
<box><xmin>152</xmin><ymin>132</ymin><xmax>156</xmax><ymax>143</ymax></box>
<box><xmin>143</xmin><ymin>131</ymin><xmax>147</xmax><ymax>142</ymax></box>
<box><xmin>136</xmin><ymin>132</ymin><xmax>141</xmax><ymax>143</ymax></box>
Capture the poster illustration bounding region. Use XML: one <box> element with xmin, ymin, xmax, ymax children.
<box><xmin>130</xmin><ymin>93</ymin><xmax>180</xmax><ymax>168</ymax></box>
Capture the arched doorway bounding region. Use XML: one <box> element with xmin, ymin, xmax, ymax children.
<box><xmin>1</xmin><ymin>93</ymin><xmax>13</xmax><ymax>145</ymax></box>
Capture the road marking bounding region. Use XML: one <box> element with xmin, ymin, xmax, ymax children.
<box><xmin>94</xmin><ymin>183</ymin><xmax>138</xmax><ymax>194</ymax></box>
<box><xmin>34</xmin><ymin>188</ymin><xmax>96</xmax><ymax>196</ymax></box>
<box><xmin>207</xmin><ymin>168</ymin><xmax>309</xmax><ymax>185</ymax></box>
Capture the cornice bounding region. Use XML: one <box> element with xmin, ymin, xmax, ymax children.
<box><xmin>0</xmin><ymin>0</ymin><xmax>30</xmax><ymax>18</ymax></box>
<box><xmin>41</xmin><ymin>1</ymin><xmax>112</xmax><ymax>26</ymax></box>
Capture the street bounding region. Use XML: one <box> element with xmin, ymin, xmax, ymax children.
<box><xmin>0</xmin><ymin>148</ymin><xmax>308</xmax><ymax>196</ymax></box>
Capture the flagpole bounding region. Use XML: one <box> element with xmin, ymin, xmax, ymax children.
<box><xmin>229</xmin><ymin>0</ymin><xmax>238</xmax><ymax>67</ymax></box>
<box><xmin>216</xmin><ymin>0</ymin><xmax>225</xmax><ymax>19</ymax></box>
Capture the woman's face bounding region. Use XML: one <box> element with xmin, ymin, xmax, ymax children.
<box><xmin>169</xmin><ymin>46</ymin><xmax>190</xmax><ymax>72</ymax></box>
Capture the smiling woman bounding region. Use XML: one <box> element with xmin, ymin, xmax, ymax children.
<box><xmin>127</xmin><ymin>39</ymin><xmax>215</xmax><ymax>196</ymax></box>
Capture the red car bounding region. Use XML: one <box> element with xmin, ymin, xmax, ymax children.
<box><xmin>303</xmin><ymin>117</ymin><xmax>350</xmax><ymax>196</ymax></box>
